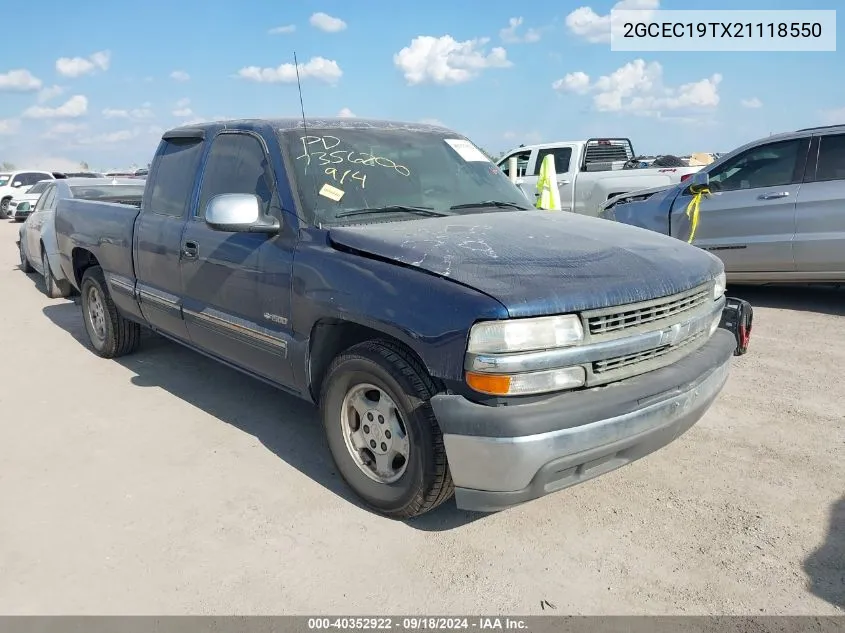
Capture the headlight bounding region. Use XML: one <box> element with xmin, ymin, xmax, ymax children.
<box><xmin>467</xmin><ymin>314</ymin><xmax>584</xmax><ymax>354</ymax></box>
<box><xmin>713</xmin><ymin>271</ymin><xmax>726</xmax><ymax>300</ymax></box>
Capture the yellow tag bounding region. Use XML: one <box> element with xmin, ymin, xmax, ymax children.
<box><xmin>319</xmin><ymin>183</ymin><xmax>345</xmax><ymax>202</ymax></box>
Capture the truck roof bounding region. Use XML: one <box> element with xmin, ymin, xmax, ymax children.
<box><xmin>163</xmin><ymin>117</ymin><xmax>455</xmax><ymax>138</ymax></box>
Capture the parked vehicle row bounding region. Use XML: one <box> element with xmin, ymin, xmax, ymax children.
<box><xmin>495</xmin><ymin>138</ymin><xmax>704</xmax><ymax>216</ymax></box>
<box><xmin>0</xmin><ymin>170</ymin><xmax>105</xmax><ymax>219</ymax></box>
<box><xmin>597</xmin><ymin>124</ymin><xmax>845</xmax><ymax>283</ymax></box>
<box><xmin>43</xmin><ymin>117</ymin><xmax>746</xmax><ymax>519</ymax></box>
<box><xmin>16</xmin><ymin>177</ymin><xmax>145</xmax><ymax>297</ymax></box>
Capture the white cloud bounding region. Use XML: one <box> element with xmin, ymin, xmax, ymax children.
<box><xmin>78</xmin><ymin>129</ymin><xmax>139</xmax><ymax>145</ymax></box>
<box><xmin>499</xmin><ymin>17</ymin><xmax>541</xmax><ymax>43</ymax></box>
<box><xmin>170</xmin><ymin>70</ymin><xmax>190</xmax><ymax>82</ymax></box>
<box><xmin>42</xmin><ymin>122</ymin><xmax>87</xmax><ymax>138</ymax></box>
<box><xmin>394</xmin><ymin>35</ymin><xmax>512</xmax><ymax>86</ymax></box>
<box><xmin>175</xmin><ymin>97</ymin><xmax>191</xmax><ymax>108</ymax></box>
<box><xmin>23</xmin><ymin>95</ymin><xmax>88</xmax><ymax>119</ymax></box>
<box><xmin>0</xmin><ymin>69</ymin><xmax>42</xmax><ymax>92</ymax></box>
<box><xmin>566</xmin><ymin>0</ymin><xmax>660</xmax><ymax>44</ymax></box>
<box><xmin>102</xmin><ymin>106</ymin><xmax>155</xmax><ymax>120</ymax></box>
<box><xmin>337</xmin><ymin>107</ymin><xmax>356</xmax><ymax>118</ymax></box>
<box><xmin>552</xmin><ymin>71</ymin><xmax>591</xmax><ymax>94</ymax></box>
<box><xmin>236</xmin><ymin>56</ymin><xmax>342</xmax><ymax>84</ymax></box>
<box><xmin>269</xmin><ymin>24</ymin><xmax>296</xmax><ymax>34</ymax></box>
<box><xmin>173</xmin><ymin>107</ymin><xmax>194</xmax><ymax>117</ymax></box>
<box><xmin>552</xmin><ymin>59</ymin><xmax>721</xmax><ymax>118</ymax></box>
<box><xmin>419</xmin><ymin>118</ymin><xmax>446</xmax><ymax>126</ymax></box>
<box><xmin>56</xmin><ymin>50</ymin><xmax>111</xmax><ymax>77</ymax></box>
<box><xmin>741</xmin><ymin>97</ymin><xmax>763</xmax><ymax>108</ymax></box>
<box><xmin>37</xmin><ymin>85</ymin><xmax>64</xmax><ymax>103</ymax></box>
<box><xmin>309</xmin><ymin>12</ymin><xmax>346</xmax><ymax>32</ymax></box>
<box><xmin>0</xmin><ymin>118</ymin><xmax>20</xmax><ymax>134</ymax></box>
<box><xmin>821</xmin><ymin>107</ymin><xmax>845</xmax><ymax>124</ymax></box>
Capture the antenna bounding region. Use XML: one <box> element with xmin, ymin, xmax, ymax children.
<box><xmin>294</xmin><ymin>51</ymin><xmax>308</xmax><ymax>137</ymax></box>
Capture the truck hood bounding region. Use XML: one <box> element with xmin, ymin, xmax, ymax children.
<box><xmin>327</xmin><ymin>211</ymin><xmax>722</xmax><ymax>318</ymax></box>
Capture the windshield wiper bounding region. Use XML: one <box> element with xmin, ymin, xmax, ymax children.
<box><xmin>335</xmin><ymin>205</ymin><xmax>448</xmax><ymax>219</ymax></box>
<box><xmin>449</xmin><ymin>200</ymin><xmax>532</xmax><ymax>211</ymax></box>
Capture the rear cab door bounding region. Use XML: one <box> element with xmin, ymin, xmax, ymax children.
<box><xmin>793</xmin><ymin>131</ymin><xmax>845</xmax><ymax>275</ymax></box>
<box><xmin>133</xmin><ymin>130</ymin><xmax>206</xmax><ymax>341</ymax></box>
<box><xmin>668</xmin><ymin>135</ymin><xmax>810</xmax><ymax>275</ymax></box>
<box><xmin>180</xmin><ymin>124</ymin><xmax>298</xmax><ymax>387</ymax></box>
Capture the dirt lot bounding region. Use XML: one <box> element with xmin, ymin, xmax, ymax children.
<box><xmin>0</xmin><ymin>219</ymin><xmax>842</xmax><ymax>615</ymax></box>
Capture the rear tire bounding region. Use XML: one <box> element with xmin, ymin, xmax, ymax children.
<box><xmin>42</xmin><ymin>250</ymin><xmax>71</xmax><ymax>299</ymax></box>
<box><xmin>0</xmin><ymin>198</ymin><xmax>10</xmax><ymax>220</ymax></box>
<box><xmin>18</xmin><ymin>241</ymin><xmax>33</xmax><ymax>273</ymax></box>
<box><xmin>319</xmin><ymin>339</ymin><xmax>453</xmax><ymax>519</ymax></box>
<box><xmin>80</xmin><ymin>265</ymin><xmax>141</xmax><ymax>358</ymax></box>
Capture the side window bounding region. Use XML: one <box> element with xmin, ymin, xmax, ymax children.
<box><xmin>148</xmin><ymin>138</ymin><xmax>204</xmax><ymax>217</ymax></box>
<box><xmin>813</xmin><ymin>134</ymin><xmax>845</xmax><ymax>182</ymax></box>
<box><xmin>707</xmin><ymin>139</ymin><xmax>802</xmax><ymax>192</ymax></box>
<box><xmin>35</xmin><ymin>185</ymin><xmax>55</xmax><ymax>211</ymax></box>
<box><xmin>498</xmin><ymin>150</ymin><xmax>531</xmax><ymax>178</ymax></box>
<box><xmin>533</xmin><ymin>147</ymin><xmax>573</xmax><ymax>175</ymax></box>
<box><xmin>196</xmin><ymin>132</ymin><xmax>277</xmax><ymax>219</ymax></box>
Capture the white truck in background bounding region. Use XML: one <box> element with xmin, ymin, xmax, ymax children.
<box><xmin>496</xmin><ymin>138</ymin><xmax>704</xmax><ymax>216</ymax></box>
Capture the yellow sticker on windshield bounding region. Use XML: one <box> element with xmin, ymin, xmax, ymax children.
<box><xmin>319</xmin><ymin>183</ymin><xmax>345</xmax><ymax>202</ymax></box>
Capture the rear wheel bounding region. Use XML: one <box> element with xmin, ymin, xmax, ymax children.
<box><xmin>42</xmin><ymin>250</ymin><xmax>71</xmax><ymax>299</ymax></box>
<box><xmin>0</xmin><ymin>198</ymin><xmax>10</xmax><ymax>220</ymax></box>
<box><xmin>80</xmin><ymin>266</ymin><xmax>141</xmax><ymax>358</ymax></box>
<box><xmin>320</xmin><ymin>340</ymin><xmax>453</xmax><ymax>519</ymax></box>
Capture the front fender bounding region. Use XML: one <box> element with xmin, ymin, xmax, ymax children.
<box><xmin>291</xmin><ymin>239</ymin><xmax>507</xmax><ymax>385</ymax></box>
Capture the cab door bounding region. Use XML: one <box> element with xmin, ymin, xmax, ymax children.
<box><xmin>496</xmin><ymin>148</ymin><xmax>532</xmax><ymax>199</ymax></box>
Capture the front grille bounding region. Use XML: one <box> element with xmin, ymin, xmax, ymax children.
<box><xmin>593</xmin><ymin>331</ymin><xmax>705</xmax><ymax>375</ymax></box>
<box><xmin>586</xmin><ymin>285</ymin><xmax>710</xmax><ymax>336</ymax></box>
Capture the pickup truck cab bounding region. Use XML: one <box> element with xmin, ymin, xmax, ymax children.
<box><xmin>497</xmin><ymin>139</ymin><xmax>702</xmax><ymax>216</ymax></box>
<box><xmin>55</xmin><ymin>118</ymin><xmax>735</xmax><ymax>518</ymax></box>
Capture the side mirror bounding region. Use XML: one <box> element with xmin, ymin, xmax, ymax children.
<box><xmin>688</xmin><ymin>171</ymin><xmax>709</xmax><ymax>194</ymax></box>
<box><xmin>12</xmin><ymin>181</ymin><xmax>22</xmax><ymax>188</ymax></box>
<box><xmin>17</xmin><ymin>202</ymin><xmax>31</xmax><ymax>212</ymax></box>
<box><xmin>204</xmin><ymin>193</ymin><xmax>280</xmax><ymax>234</ymax></box>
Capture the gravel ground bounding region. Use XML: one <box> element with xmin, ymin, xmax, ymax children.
<box><xmin>0</xmin><ymin>219</ymin><xmax>842</xmax><ymax>615</ymax></box>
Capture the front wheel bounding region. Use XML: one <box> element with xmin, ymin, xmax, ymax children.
<box><xmin>0</xmin><ymin>198</ymin><xmax>10</xmax><ymax>220</ymax></box>
<box><xmin>19</xmin><ymin>241</ymin><xmax>33</xmax><ymax>273</ymax></box>
<box><xmin>80</xmin><ymin>266</ymin><xmax>141</xmax><ymax>358</ymax></box>
<box><xmin>320</xmin><ymin>340</ymin><xmax>454</xmax><ymax>519</ymax></box>
<box><xmin>42</xmin><ymin>250</ymin><xmax>71</xmax><ymax>299</ymax></box>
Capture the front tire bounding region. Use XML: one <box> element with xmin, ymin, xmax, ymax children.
<box><xmin>19</xmin><ymin>241</ymin><xmax>33</xmax><ymax>273</ymax></box>
<box><xmin>80</xmin><ymin>266</ymin><xmax>141</xmax><ymax>358</ymax></box>
<box><xmin>320</xmin><ymin>340</ymin><xmax>453</xmax><ymax>519</ymax></box>
<box><xmin>42</xmin><ymin>250</ymin><xmax>71</xmax><ymax>299</ymax></box>
<box><xmin>0</xmin><ymin>198</ymin><xmax>10</xmax><ymax>220</ymax></box>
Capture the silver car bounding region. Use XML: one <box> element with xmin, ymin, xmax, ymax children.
<box><xmin>18</xmin><ymin>178</ymin><xmax>145</xmax><ymax>297</ymax></box>
<box><xmin>598</xmin><ymin>124</ymin><xmax>845</xmax><ymax>284</ymax></box>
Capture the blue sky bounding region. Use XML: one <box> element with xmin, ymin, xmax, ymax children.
<box><xmin>0</xmin><ymin>0</ymin><xmax>841</xmax><ymax>171</ymax></box>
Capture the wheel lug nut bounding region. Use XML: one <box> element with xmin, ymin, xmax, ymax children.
<box><xmin>381</xmin><ymin>442</ymin><xmax>387</xmax><ymax>451</ymax></box>
<box><xmin>378</xmin><ymin>415</ymin><xmax>384</xmax><ymax>424</ymax></box>
<box><xmin>370</xmin><ymin>440</ymin><xmax>377</xmax><ymax>448</ymax></box>
<box><xmin>384</xmin><ymin>430</ymin><xmax>391</xmax><ymax>439</ymax></box>
<box><xmin>363</xmin><ymin>425</ymin><xmax>370</xmax><ymax>434</ymax></box>
<box><xmin>367</xmin><ymin>412</ymin><xmax>374</xmax><ymax>421</ymax></box>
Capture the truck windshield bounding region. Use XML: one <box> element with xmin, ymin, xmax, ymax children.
<box><xmin>278</xmin><ymin>127</ymin><xmax>532</xmax><ymax>226</ymax></box>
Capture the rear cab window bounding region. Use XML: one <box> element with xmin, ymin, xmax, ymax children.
<box><xmin>147</xmin><ymin>138</ymin><xmax>205</xmax><ymax>217</ymax></box>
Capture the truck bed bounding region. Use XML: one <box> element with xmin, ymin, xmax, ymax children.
<box><xmin>54</xmin><ymin>197</ymin><xmax>141</xmax><ymax>291</ymax></box>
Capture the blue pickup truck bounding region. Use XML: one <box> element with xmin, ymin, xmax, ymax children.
<box><xmin>54</xmin><ymin>117</ymin><xmax>737</xmax><ymax>518</ymax></box>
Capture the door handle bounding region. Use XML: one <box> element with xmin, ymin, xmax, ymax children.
<box><xmin>557</xmin><ymin>179</ymin><xmax>571</xmax><ymax>186</ymax></box>
<box><xmin>757</xmin><ymin>191</ymin><xmax>790</xmax><ymax>200</ymax></box>
<box><xmin>515</xmin><ymin>179</ymin><xmax>524</xmax><ymax>185</ymax></box>
<box><xmin>181</xmin><ymin>240</ymin><xmax>198</xmax><ymax>260</ymax></box>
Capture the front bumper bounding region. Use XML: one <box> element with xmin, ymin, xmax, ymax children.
<box><xmin>431</xmin><ymin>328</ymin><xmax>735</xmax><ymax>512</ymax></box>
